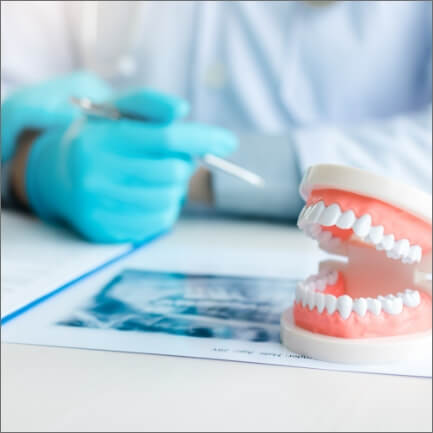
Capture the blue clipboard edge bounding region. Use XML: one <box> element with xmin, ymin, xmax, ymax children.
<box><xmin>1</xmin><ymin>229</ymin><xmax>169</xmax><ymax>326</ymax></box>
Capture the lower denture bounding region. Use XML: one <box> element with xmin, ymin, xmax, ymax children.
<box><xmin>294</xmin><ymin>271</ymin><xmax>432</xmax><ymax>338</ymax></box>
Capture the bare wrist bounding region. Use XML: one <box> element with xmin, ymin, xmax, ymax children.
<box><xmin>188</xmin><ymin>167</ymin><xmax>213</xmax><ymax>206</ymax></box>
<box><xmin>10</xmin><ymin>130</ymin><xmax>40</xmax><ymax>207</ymax></box>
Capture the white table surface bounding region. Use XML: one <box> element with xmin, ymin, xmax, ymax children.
<box><xmin>1</xmin><ymin>215</ymin><xmax>432</xmax><ymax>432</ymax></box>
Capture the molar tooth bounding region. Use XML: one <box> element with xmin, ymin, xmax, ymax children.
<box><xmin>307</xmin><ymin>201</ymin><xmax>326</xmax><ymax>224</ymax></box>
<box><xmin>367</xmin><ymin>225</ymin><xmax>384</xmax><ymax>245</ymax></box>
<box><xmin>319</xmin><ymin>203</ymin><xmax>341</xmax><ymax>227</ymax></box>
<box><xmin>389</xmin><ymin>239</ymin><xmax>410</xmax><ymax>260</ymax></box>
<box><xmin>381</xmin><ymin>296</ymin><xmax>403</xmax><ymax>315</ymax></box>
<box><xmin>408</xmin><ymin>245</ymin><xmax>422</xmax><ymax>263</ymax></box>
<box><xmin>402</xmin><ymin>289</ymin><xmax>421</xmax><ymax>308</ymax></box>
<box><xmin>327</xmin><ymin>271</ymin><xmax>338</xmax><ymax>285</ymax></box>
<box><xmin>325</xmin><ymin>294</ymin><xmax>337</xmax><ymax>315</ymax></box>
<box><xmin>377</xmin><ymin>234</ymin><xmax>395</xmax><ymax>251</ymax></box>
<box><xmin>352</xmin><ymin>214</ymin><xmax>372</xmax><ymax>238</ymax></box>
<box><xmin>316</xmin><ymin>293</ymin><xmax>326</xmax><ymax>313</ymax></box>
<box><xmin>353</xmin><ymin>298</ymin><xmax>368</xmax><ymax>317</ymax></box>
<box><xmin>367</xmin><ymin>298</ymin><xmax>382</xmax><ymax>315</ymax></box>
<box><xmin>337</xmin><ymin>295</ymin><xmax>353</xmax><ymax>320</ymax></box>
<box><xmin>336</xmin><ymin>209</ymin><xmax>356</xmax><ymax>229</ymax></box>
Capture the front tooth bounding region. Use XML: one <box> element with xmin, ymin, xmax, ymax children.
<box><xmin>316</xmin><ymin>293</ymin><xmax>326</xmax><ymax>313</ymax></box>
<box><xmin>325</xmin><ymin>294</ymin><xmax>337</xmax><ymax>315</ymax></box>
<box><xmin>352</xmin><ymin>214</ymin><xmax>372</xmax><ymax>238</ymax></box>
<box><xmin>337</xmin><ymin>295</ymin><xmax>353</xmax><ymax>320</ymax></box>
<box><xmin>377</xmin><ymin>234</ymin><xmax>395</xmax><ymax>251</ymax></box>
<box><xmin>307</xmin><ymin>201</ymin><xmax>326</xmax><ymax>224</ymax></box>
<box><xmin>353</xmin><ymin>298</ymin><xmax>368</xmax><ymax>317</ymax></box>
<box><xmin>402</xmin><ymin>289</ymin><xmax>421</xmax><ymax>307</ymax></box>
<box><xmin>367</xmin><ymin>225</ymin><xmax>384</xmax><ymax>245</ymax></box>
<box><xmin>367</xmin><ymin>298</ymin><xmax>382</xmax><ymax>315</ymax></box>
<box><xmin>319</xmin><ymin>204</ymin><xmax>341</xmax><ymax>227</ymax></box>
<box><xmin>388</xmin><ymin>239</ymin><xmax>410</xmax><ymax>260</ymax></box>
<box><xmin>297</xmin><ymin>206</ymin><xmax>309</xmax><ymax>228</ymax></box>
<box><xmin>408</xmin><ymin>245</ymin><xmax>422</xmax><ymax>263</ymax></box>
<box><xmin>381</xmin><ymin>296</ymin><xmax>403</xmax><ymax>315</ymax></box>
<box><xmin>307</xmin><ymin>291</ymin><xmax>316</xmax><ymax>310</ymax></box>
<box><xmin>336</xmin><ymin>209</ymin><xmax>356</xmax><ymax>229</ymax></box>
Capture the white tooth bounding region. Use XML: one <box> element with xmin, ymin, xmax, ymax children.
<box><xmin>316</xmin><ymin>293</ymin><xmax>326</xmax><ymax>313</ymax></box>
<box><xmin>367</xmin><ymin>225</ymin><xmax>384</xmax><ymax>245</ymax></box>
<box><xmin>307</xmin><ymin>290</ymin><xmax>316</xmax><ymax>310</ymax></box>
<box><xmin>325</xmin><ymin>294</ymin><xmax>337</xmax><ymax>315</ymax></box>
<box><xmin>301</xmin><ymin>287</ymin><xmax>310</xmax><ymax>307</ymax></box>
<box><xmin>367</xmin><ymin>298</ymin><xmax>382</xmax><ymax>315</ymax></box>
<box><xmin>408</xmin><ymin>245</ymin><xmax>422</xmax><ymax>263</ymax></box>
<box><xmin>352</xmin><ymin>214</ymin><xmax>372</xmax><ymax>238</ymax></box>
<box><xmin>336</xmin><ymin>209</ymin><xmax>356</xmax><ymax>229</ymax></box>
<box><xmin>381</xmin><ymin>296</ymin><xmax>403</xmax><ymax>315</ymax></box>
<box><xmin>295</xmin><ymin>283</ymin><xmax>304</xmax><ymax>302</ymax></box>
<box><xmin>327</xmin><ymin>271</ymin><xmax>338</xmax><ymax>285</ymax></box>
<box><xmin>353</xmin><ymin>298</ymin><xmax>368</xmax><ymax>317</ymax></box>
<box><xmin>389</xmin><ymin>239</ymin><xmax>410</xmax><ymax>260</ymax></box>
<box><xmin>307</xmin><ymin>201</ymin><xmax>326</xmax><ymax>224</ymax></box>
<box><xmin>337</xmin><ymin>295</ymin><xmax>353</xmax><ymax>320</ymax></box>
<box><xmin>318</xmin><ymin>230</ymin><xmax>333</xmax><ymax>243</ymax></box>
<box><xmin>316</xmin><ymin>278</ymin><xmax>327</xmax><ymax>291</ymax></box>
<box><xmin>319</xmin><ymin>203</ymin><xmax>341</xmax><ymax>227</ymax></box>
<box><xmin>402</xmin><ymin>289</ymin><xmax>421</xmax><ymax>307</ymax></box>
<box><xmin>297</xmin><ymin>206</ymin><xmax>308</xmax><ymax>227</ymax></box>
<box><xmin>377</xmin><ymin>234</ymin><xmax>395</xmax><ymax>251</ymax></box>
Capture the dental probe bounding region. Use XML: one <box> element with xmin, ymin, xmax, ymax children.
<box><xmin>70</xmin><ymin>97</ymin><xmax>265</xmax><ymax>188</ymax></box>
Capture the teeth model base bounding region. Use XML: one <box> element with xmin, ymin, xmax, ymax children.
<box><xmin>280</xmin><ymin>165</ymin><xmax>432</xmax><ymax>363</ymax></box>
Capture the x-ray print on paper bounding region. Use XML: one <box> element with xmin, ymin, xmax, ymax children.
<box><xmin>57</xmin><ymin>270</ymin><xmax>297</xmax><ymax>343</ymax></box>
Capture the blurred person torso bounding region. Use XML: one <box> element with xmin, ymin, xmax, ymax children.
<box><xmin>2</xmin><ymin>0</ymin><xmax>432</xmax><ymax>134</ymax></box>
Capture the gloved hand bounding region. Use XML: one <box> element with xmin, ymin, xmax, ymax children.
<box><xmin>1</xmin><ymin>72</ymin><xmax>114</xmax><ymax>162</ymax></box>
<box><xmin>19</xmin><ymin>76</ymin><xmax>237</xmax><ymax>243</ymax></box>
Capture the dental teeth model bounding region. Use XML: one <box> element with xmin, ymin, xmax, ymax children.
<box><xmin>280</xmin><ymin>165</ymin><xmax>432</xmax><ymax>364</ymax></box>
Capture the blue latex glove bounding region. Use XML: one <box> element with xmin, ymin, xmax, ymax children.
<box><xmin>20</xmin><ymin>78</ymin><xmax>237</xmax><ymax>243</ymax></box>
<box><xmin>1</xmin><ymin>72</ymin><xmax>114</xmax><ymax>162</ymax></box>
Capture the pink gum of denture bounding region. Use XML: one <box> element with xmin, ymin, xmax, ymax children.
<box><xmin>306</xmin><ymin>189</ymin><xmax>432</xmax><ymax>253</ymax></box>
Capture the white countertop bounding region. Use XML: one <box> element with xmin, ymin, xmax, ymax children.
<box><xmin>1</xmin><ymin>214</ymin><xmax>432</xmax><ymax>432</ymax></box>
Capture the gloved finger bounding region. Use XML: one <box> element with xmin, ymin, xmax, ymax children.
<box><xmin>86</xmin><ymin>183</ymin><xmax>187</xmax><ymax>212</ymax></box>
<box><xmin>100</xmin><ymin>121</ymin><xmax>238</xmax><ymax>158</ymax></box>
<box><xmin>75</xmin><ymin>207</ymin><xmax>179</xmax><ymax>243</ymax></box>
<box><xmin>94</xmin><ymin>153</ymin><xmax>196</xmax><ymax>186</ymax></box>
<box><xmin>114</xmin><ymin>89</ymin><xmax>190</xmax><ymax>124</ymax></box>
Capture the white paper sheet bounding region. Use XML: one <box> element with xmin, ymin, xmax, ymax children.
<box><xmin>1</xmin><ymin>211</ymin><xmax>134</xmax><ymax>321</ymax></box>
<box><xmin>2</xmin><ymin>213</ymin><xmax>431</xmax><ymax>378</ymax></box>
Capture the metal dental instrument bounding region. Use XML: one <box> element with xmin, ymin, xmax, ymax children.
<box><xmin>71</xmin><ymin>97</ymin><xmax>265</xmax><ymax>188</ymax></box>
